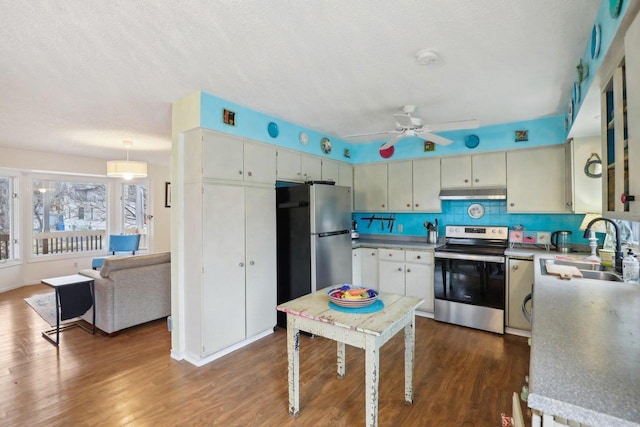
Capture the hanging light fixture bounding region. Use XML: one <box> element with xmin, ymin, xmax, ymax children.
<box><xmin>106</xmin><ymin>140</ymin><xmax>147</xmax><ymax>180</ymax></box>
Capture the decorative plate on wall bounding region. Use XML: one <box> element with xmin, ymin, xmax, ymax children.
<box><xmin>468</xmin><ymin>203</ymin><xmax>485</xmax><ymax>219</ymax></box>
<box><xmin>267</xmin><ymin>122</ymin><xmax>279</xmax><ymax>138</ymax></box>
<box><xmin>320</xmin><ymin>137</ymin><xmax>331</xmax><ymax>154</ymax></box>
<box><xmin>591</xmin><ymin>24</ymin><xmax>601</xmax><ymax>59</ymax></box>
<box><xmin>465</xmin><ymin>134</ymin><xmax>480</xmax><ymax>149</ymax></box>
<box><xmin>609</xmin><ymin>0</ymin><xmax>623</xmax><ymax>18</ymax></box>
<box><xmin>298</xmin><ymin>131</ymin><xmax>308</xmax><ymax>145</ymax></box>
<box><xmin>379</xmin><ymin>144</ymin><xmax>394</xmax><ymax>159</ymax></box>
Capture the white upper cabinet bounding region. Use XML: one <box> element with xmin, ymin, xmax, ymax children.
<box><xmin>507</xmin><ymin>145</ymin><xmax>567</xmax><ymax>212</ymax></box>
<box><xmin>276</xmin><ymin>149</ymin><xmax>325</xmax><ymax>182</ymax></box>
<box><xmin>321</xmin><ymin>159</ymin><xmax>340</xmax><ymax>183</ymax></box>
<box><xmin>413</xmin><ymin>158</ymin><xmax>441</xmax><ymax>212</ymax></box>
<box><xmin>388</xmin><ymin>161</ymin><xmax>413</xmax><ymax>211</ymax></box>
<box><xmin>354</xmin><ymin>163</ymin><xmax>388</xmax><ymax>211</ymax></box>
<box><xmin>602</xmin><ymin>10</ymin><xmax>640</xmax><ymax>220</ymax></box>
<box><xmin>441</xmin><ymin>152</ymin><xmax>506</xmax><ymax>188</ymax></box>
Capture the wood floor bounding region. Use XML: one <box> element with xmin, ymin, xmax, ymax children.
<box><xmin>1</xmin><ymin>284</ymin><xmax>532</xmax><ymax>426</ymax></box>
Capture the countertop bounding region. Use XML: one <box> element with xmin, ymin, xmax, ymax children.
<box><xmin>528</xmin><ymin>253</ymin><xmax>640</xmax><ymax>426</ymax></box>
<box><xmin>352</xmin><ymin>235</ymin><xmax>440</xmax><ymax>251</ymax></box>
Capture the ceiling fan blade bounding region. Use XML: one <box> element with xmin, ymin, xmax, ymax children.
<box><xmin>421</xmin><ymin>132</ymin><xmax>453</xmax><ymax>146</ymax></box>
<box><xmin>380</xmin><ymin>133</ymin><xmax>408</xmax><ymax>150</ymax></box>
<box><xmin>392</xmin><ymin>113</ymin><xmax>415</xmax><ymax>128</ymax></box>
<box><xmin>426</xmin><ymin>119</ymin><xmax>480</xmax><ymax>133</ymax></box>
<box><xmin>343</xmin><ymin>130</ymin><xmax>397</xmax><ymax>138</ymax></box>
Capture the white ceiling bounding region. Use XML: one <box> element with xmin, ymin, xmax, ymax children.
<box><xmin>0</xmin><ymin>1</ymin><xmax>602</xmax><ymax>166</ymax></box>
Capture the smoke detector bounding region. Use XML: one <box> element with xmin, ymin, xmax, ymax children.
<box><xmin>415</xmin><ymin>49</ymin><xmax>442</xmax><ymax>66</ymax></box>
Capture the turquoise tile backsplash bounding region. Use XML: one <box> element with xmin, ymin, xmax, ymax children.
<box><xmin>353</xmin><ymin>200</ymin><xmax>588</xmax><ymax>244</ymax></box>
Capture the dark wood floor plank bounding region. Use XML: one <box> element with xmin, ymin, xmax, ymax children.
<box><xmin>1</xmin><ymin>284</ymin><xmax>531</xmax><ymax>426</ymax></box>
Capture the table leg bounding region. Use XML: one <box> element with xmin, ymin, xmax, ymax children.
<box><xmin>286</xmin><ymin>315</ymin><xmax>300</xmax><ymax>416</ymax></box>
<box><xmin>337</xmin><ymin>342</ymin><xmax>346</xmax><ymax>378</ymax></box>
<box><xmin>404</xmin><ymin>316</ymin><xmax>415</xmax><ymax>404</ymax></box>
<box><xmin>364</xmin><ymin>335</ymin><xmax>379</xmax><ymax>427</ymax></box>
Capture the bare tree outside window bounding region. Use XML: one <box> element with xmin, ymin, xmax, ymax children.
<box><xmin>123</xmin><ymin>183</ymin><xmax>147</xmax><ymax>249</ymax></box>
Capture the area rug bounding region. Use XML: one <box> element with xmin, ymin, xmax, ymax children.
<box><xmin>24</xmin><ymin>292</ymin><xmax>79</xmax><ymax>327</ymax></box>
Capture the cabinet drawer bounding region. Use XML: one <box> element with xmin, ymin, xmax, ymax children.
<box><xmin>378</xmin><ymin>249</ymin><xmax>405</xmax><ymax>262</ymax></box>
<box><xmin>405</xmin><ymin>250</ymin><xmax>433</xmax><ymax>265</ymax></box>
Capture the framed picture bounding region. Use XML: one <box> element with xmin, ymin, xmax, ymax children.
<box><xmin>515</xmin><ymin>130</ymin><xmax>528</xmax><ymax>142</ymax></box>
<box><xmin>165</xmin><ymin>182</ymin><xmax>172</xmax><ymax>208</ymax></box>
<box><xmin>223</xmin><ymin>109</ymin><xmax>236</xmax><ymax>126</ymax></box>
<box><xmin>423</xmin><ymin>141</ymin><xmax>435</xmax><ymax>152</ymax></box>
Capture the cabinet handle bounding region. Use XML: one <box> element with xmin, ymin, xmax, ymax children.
<box><xmin>406</xmin><ymin>203</ymin><xmax>410</xmax><ymax>207</ymax></box>
<box><xmin>239</xmin><ymin>262</ymin><xmax>245</xmax><ymax>267</ymax></box>
<box><xmin>417</xmin><ymin>255</ymin><xmax>421</xmax><ymax>259</ymax></box>
<box><xmin>247</xmin><ymin>171</ymin><xmax>253</xmax><ymax>177</ymax></box>
<box><xmin>238</xmin><ymin>170</ymin><xmax>243</xmax><ymax>175</ymax></box>
<box><xmin>513</xmin><ymin>265</ymin><xmax>519</xmax><ymax>270</ymax></box>
<box><xmin>398</xmin><ymin>267</ymin><xmax>403</xmax><ymax>272</ymax></box>
<box><xmin>474</xmin><ymin>178</ymin><xmax>479</xmax><ymax>183</ymax></box>
<box><xmin>406</xmin><ymin>268</ymin><xmax>411</xmax><ymax>273</ymax></box>
<box><xmin>371</xmin><ymin>252</ymin><xmax>375</xmax><ymax>256</ymax></box>
<box><xmin>415</xmin><ymin>203</ymin><xmax>419</xmax><ymax>207</ymax></box>
<box><xmin>249</xmin><ymin>260</ymin><xmax>255</xmax><ymax>265</ymax></box>
<box><xmin>464</xmin><ymin>179</ymin><xmax>469</xmax><ymax>183</ymax></box>
<box><xmin>381</xmin><ymin>204</ymin><xmax>385</xmax><ymax>208</ymax></box>
<box><xmin>510</xmin><ymin>202</ymin><xmax>515</xmax><ymax>207</ymax></box>
<box><xmin>388</xmin><ymin>254</ymin><xmax>392</xmax><ymax>257</ymax></box>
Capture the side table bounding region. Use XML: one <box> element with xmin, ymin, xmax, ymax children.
<box><xmin>41</xmin><ymin>274</ymin><xmax>95</xmax><ymax>346</ymax></box>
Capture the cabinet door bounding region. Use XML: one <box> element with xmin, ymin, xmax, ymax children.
<box><xmin>441</xmin><ymin>156</ymin><xmax>472</xmax><ymax>188</ymax></box>
<box><xmin>413</xmin><ymin>158</ymin><xmax>441</xmax><ymax>212</ymax></box>
<box><xmin>352</xmin><ymin>249</ymin><xmax>363</xmax><ymax>285</ymax></box>
<box><xmin>624</xmin><ymin>14</ymin><xmax>640</xmax><ymax>217</ymax></box>
<box><xmin>507</xmin><ymin>259</ymin><xmax>533</xmax><ymax>331</ymax></box>
<box><xmin>321</xmin><ymin>159</ymin><xmax>340</xmax><ymax>183</ymax></box>
<box><xmin>301</xmin><ymin>155</ymin><xmax>322</xmax><ymax>181</ymax></box>
<box><xmin>378</xmin><ymin>261</ymin><xmax>405</xmax><ymax>295</ymax></box>
<box><xmin>202</xmin><ymin>131</ymin><xmax>244</xmax><ymax>181</ymax></box>
<box><xmin>354</xmin><ymin>164</ymin><xmax>388</xmax><ymax>211</ymax></box>
<box><xmin>360</xmin><ymin>248</ymin><xmax>378</xmax><ymax>288</ymax></box>
<box><xmin>245</xmin><ymin>186</ymin><xmax>277</xmax><ymax>337</ymax></box>
<box><xmin>388</xmin><ymin>161</ymin><xmax>413</xmax><ymax>211</ymax></box>
<box><xmin>472</xmin><ymin>152</ymin><xmax>506</xmax><ymax>187</ymax></box>
<box><xmin>202</xmin><ymin>184</ymin><xmax>246</xmax><ymax>355</ymax></box>
<box><xmin>338</xmin><ymin>163</ymin><xmax>353</xmax><ymax>188</ymax></box>
<box><xmin>276</xmin><ymin>149</ymin><xmax>302</xmax><ymax>181</ymax></box>
<box><xmin>405</xmin><ymin>262</ymin><xmax>433</xmax><ymax>312</ymax></box>
<box><xmin>244</xmin><ymin>142</ymin><xmax>276</xmax><ymax>184</ymax></box>
<box><xmin>507</xmin><ymin>146</ymin><xmax>566</xmax><ymax>212</ymax></box>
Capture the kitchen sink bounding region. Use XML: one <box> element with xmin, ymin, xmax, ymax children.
<box><xmin>552</xmin><ymin>260</ymin><xmax>605</xmax><ymax>271</ymax></box>
<box><xmin>540</xmin><ymin>259</ymin><xmax>623</xmax><ymax>282</ymax></box>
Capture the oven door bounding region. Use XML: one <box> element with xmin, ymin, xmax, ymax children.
<box><xmin>434</xmin><ymin>252</ymin><xmax>506</xmax><ymax>333</ymax></box>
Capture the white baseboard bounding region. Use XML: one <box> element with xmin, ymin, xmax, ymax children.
<box><xmin>183</xmin><ymin>328</ymin><xmax>274</xmax><ymax>367</ymax></box>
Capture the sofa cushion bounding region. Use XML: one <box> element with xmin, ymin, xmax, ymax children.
<box><xmin>100</xmin><ymin>252</ymin><xmax>170</xmax><ymax>278</ymax></box>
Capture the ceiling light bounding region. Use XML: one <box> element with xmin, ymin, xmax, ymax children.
<box><xmin>415</xmin><ymin>49</ymin><xmax>442</xmax><ymax>66</ymax></box>
<box><xmin>106</xmin><ymin>140</ymin><xmax>147</xmax><ymax>180</ymax></box>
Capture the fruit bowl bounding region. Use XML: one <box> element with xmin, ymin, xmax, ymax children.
<box><xmin>327</xmin><ymin>285</ymin><xmax>379</xmax><ymax>308</ymax></box>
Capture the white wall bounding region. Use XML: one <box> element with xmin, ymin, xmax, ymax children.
<box><xmin>0</xmin><ymin>146</ymin><xmax>170</xmax><ymax>293</ymax></box>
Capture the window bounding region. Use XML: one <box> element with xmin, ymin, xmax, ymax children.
<box><xmin>122</xmin><ymin>183</ymin><xmax>148</xmax><ymax>250</ymax></box>
<box><xmin>0</xmin><ymin>175</ymin><xmax>18</xmax><ymax>262</ymax></box>
<box><xmin>32</xmin><ymin>179</ymin><xmax>106</xmax><ymax>256</ymax></box>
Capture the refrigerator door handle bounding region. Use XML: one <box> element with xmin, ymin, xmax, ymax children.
<box><xmin>317</xmin><ymin>230</ymin><xmax>350</xmax><ymax>238</ymax></box>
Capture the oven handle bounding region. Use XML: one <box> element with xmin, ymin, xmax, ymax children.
<box><xmin>434</xmin><ymin>251</ymin><xmax>505</xmax><ymax>263</ymax></box>
<box><xmin>522</xmin><ymin>292</ymin><xmax>532</xmax><ymax>324</ymax></box>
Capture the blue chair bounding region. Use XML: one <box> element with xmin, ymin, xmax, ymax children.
<box><xmin>92</xmin><ymin>234</ymin><xmax>141</xmax><ymax>270</ymax></box>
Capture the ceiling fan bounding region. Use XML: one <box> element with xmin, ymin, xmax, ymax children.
<box><xmin>344</xmin><ymin>105</ymin><xmax>479</xmax><ymax>150</ymax></box>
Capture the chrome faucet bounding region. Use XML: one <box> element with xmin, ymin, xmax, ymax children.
<box><xmin>583</xmin><ymin>217</ymin><xmax>623</xmax><ymax>273</ymax></box>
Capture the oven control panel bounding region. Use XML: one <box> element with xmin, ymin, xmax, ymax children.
<box><xmin>445</xmin><ymin>225</ymin><xmax>508</xmax><ymax>239</ymax></box>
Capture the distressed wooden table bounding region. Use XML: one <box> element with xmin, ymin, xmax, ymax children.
<box><xmin>276</xmin><ymin>290</ymin><xmax>423</xmax><ymax>427</ymax></box>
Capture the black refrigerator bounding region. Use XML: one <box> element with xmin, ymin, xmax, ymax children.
<box><xmin>276</xmin><ymin>182</ymin><xmax>353</xmax><ymax>327</ymax></box>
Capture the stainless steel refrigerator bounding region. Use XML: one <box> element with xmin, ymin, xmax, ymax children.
<box><xmin>276</xmin><ymin>182</ymin><xmax>352</xmax><ymax>327</ymax></box>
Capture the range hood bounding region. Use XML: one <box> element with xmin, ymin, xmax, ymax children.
<box><xmin>439</xmin><ymin>187</ymin><xmax>507</xmax><ymax>200</ymax></box>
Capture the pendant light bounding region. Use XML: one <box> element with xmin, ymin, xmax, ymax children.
<box><xmin>106</xmin><ymin>140</ymin><xmax>147</xmax><ymax>180</ymax></box>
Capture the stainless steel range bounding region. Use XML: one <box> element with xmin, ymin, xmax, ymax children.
<box><xmin>434</xmin><ymin>225</ymin><xmax>508</xmax><ymax>334</ymax></box>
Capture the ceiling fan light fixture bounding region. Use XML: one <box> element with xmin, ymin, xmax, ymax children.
<box><xmin>106</xmin><ymin>140</ymin><xmax>147</xmax><ymax>180</ymax></box>
<box><xmin>415</xmin><ymin>49</ymin><xmax>442</xmax><ymax>66</ymax></box>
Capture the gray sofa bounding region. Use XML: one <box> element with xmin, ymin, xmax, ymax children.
<box><xmin>79</xmin><ymin>252</ymin><xmax>171</xmax><ymax>334</ymax></box>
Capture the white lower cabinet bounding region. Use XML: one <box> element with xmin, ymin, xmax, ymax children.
<box><xmin>378</xmin><ymin>248</ymin><xmax>434</xmax><ymax>312</ymax></box>
<box><xmin>185</xmin><ymin>183</ymin><xmax>276</xmax><ymax>359</ymax></box>
<box><xmin>352</xmin><ymin>247</ymin><xmax>378</xmax><ymax>288</ymax></box>
<box><xmin>507</xmin><ymin>257</ymin><xmax>533</xmax><ymax>331</ymax></box>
